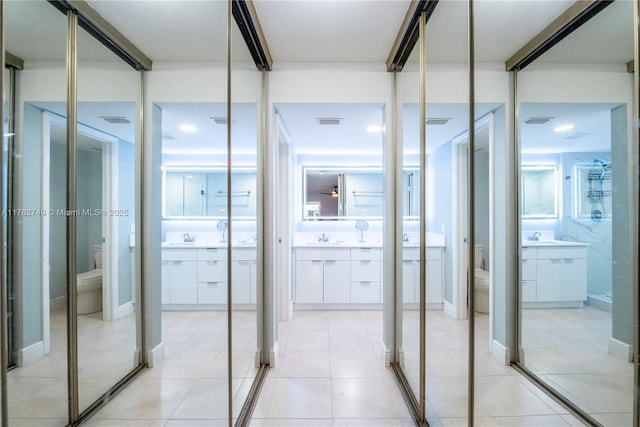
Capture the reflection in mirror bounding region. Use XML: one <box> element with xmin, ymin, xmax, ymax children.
<box><xmin>5</xmin><ymin>1</ymin><xmax>69</xmax><ymax>424</ymax></box>
<box><xmin>521</xmin><ymin>165</ymin><xmax>558</xmax><ymax>218</ymax></box>
<box><xmin>518</xmin><ymin>0</ymin><xmax>634</xmax><ymax>423</ymax></box>
<box><xmin>76</xmin><ymin>24</ymin><xmax>141</xmax><ymax>413</ymax></box>
<box><xmin>231</xmin><ymin>18</ymin><xmax>261</xmax><ymax>422</ymax></box>
<box><xmin>303</xmin><ymin>167</ymin><xmax>419</xmax><ymax>220</ymax></box>
<box><xmin>162</xmin><ymin>167</ymin><xmax>257</xmax><ymax>219</ymax></box>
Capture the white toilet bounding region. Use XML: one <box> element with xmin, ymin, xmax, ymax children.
<box><xmin>77</xmin><ymin>245</ymin><xmax>103</xmax><ymax>315</ymax></box>
<box><xmin>474</xmin><ymin>244</ymin><xmax>489</xmax><ymax>313</ymax></box>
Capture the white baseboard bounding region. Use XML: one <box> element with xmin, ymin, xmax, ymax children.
<box><xmin>443</xmin><ymin>300</ymin><xmax>456</xmax><ymax>318</ymax></box>
<box><xmin>609</xmin><ymin>337</ymin><xmax>633</xmax><ymax>362</ymax></box>
<box><xmin>18</xmin><ymin>341</ymin><xmax>45</xmax><ymax>366</ymax></box>
<box><xmin>383</xmin><ymin>343</ymin><xmax>391</xmax><ymax>367</ymax></box>
<box><xmin>118</xmin><ymin>301</ymin><xmax>135</xmax><ymax>318</ymax></box>
<box><xmin>398</xmin><ymin>348</ymin><xmax>405</xmax><ymax>368</ymax></box>
<box><xmin>491</xmin><ymin>339</ymin><xmax>510</xmax><ymax>365</ymax></box>
<box><xmin>50</xmin><ymin>296</ymin><xmax>67</xmax><ymax>312</ymax></box>
<box><xmin>147</xmin><ymin>342</ymin><xmax>165</xmax><ymax>368</ymax></box>
<box><xmin>269</xmin><ymin>342</ymin><xmax>279</xmax><ymax>367</ymax></box>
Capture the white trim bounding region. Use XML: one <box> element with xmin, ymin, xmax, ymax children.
<box><xmin>487</xmin><ymin>112</ymin><xmax>496</xmax><ymax>348</ymax></box>
<box><xmin>41</xmin><ymin>113</ymin><xmax>54</xmax><ymax>355</ymax></box>
<box><xmin>443</xmin><ymin>300</ymin><xmax>456</xmax><ymax>318</ymax></box>
<box><xmin>608</xmin><ymin>337</ymin><xmax>634</xmax><ymax>362</ymax></box>
<box><xmin>50</xmin><ymin>295</ymin><xmax>67</xmax><ymax>312</ymax></box>
<box><xmin>491</xmin><ymin>339</ymin><xmax>511</xmax><ymax>365</ymax></box>
<box><xmin>17</xmin><ymin>341</ymin><xmax>45</xmax><ymax>366</ymax></box>
<box><xmin>254</xmin><ymin>349</ymin><xmax>262</xmax><ymax>368</ymax></box>
<box><xmin>269</xmin><ymin>342</ymin><xmax>279</xmax><ymax>367</ymax></box>
<box><xmin>117</xmin><ymin>301</ymin><xmax>135</xmax><ymax>318</ymax></box>
<box><xmin>451</xmin><ymin>139</ymin><xmax>468</xmax><ymax>320</ymax></box>
<box><xmin>147</xmin><ymin>342</ymin><xmax>165</xmax><ymax>368</ymax></box>
<box><xmin>383</xmin><ymin>343</ymin><xmax>391</xmax><ymax>367</ymax></box>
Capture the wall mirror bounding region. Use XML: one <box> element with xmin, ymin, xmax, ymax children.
<box><xmin>521</xmin><ymin>165</ymin><xmax>558</xmax><ymax>218</ymax></box>
<box><xmin>302</xmin><ymin>166</ymin><xmax>420</xmax><ymax>220</ymax></box>
<box><xmin>162</xmin><ymin>166</ymin><xmax>256</xmax><ymax>219</ymax></box>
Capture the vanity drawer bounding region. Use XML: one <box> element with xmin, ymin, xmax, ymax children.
<box><xmin>198</xmin><ymin>247</ymin><xmax>226</xmax><ymax>261</ymax></box>
<box><xmin>162</xmin><ymin>249</ymin><xmax>197</xmax><ymax>261</ymax></box>
<box><xmin>197</xmin><ymin>281</ymin><xmax>227</xmax><ymax>304</ymax></box>
<box><xmin>350</xmin><ymin>281</ymin><xmax>381</xmax><ymax>303</ymax></box>
<box><xmin>197</xmin><ymin>260</ymin><xmax>227</xmax><ymax>282</ymax></box>
<box><xmin>232</xmin><ymin>248</ymin><xmax>256</xmax><ymax>261</ymax></box>
<box><xmin>536</xmin><ymin>247</ymin><xmax>587</xmax><ymax>260</ymax></box>
<box><xmin>350</xmin><ymin>247</ymin><xmax>381</xmax><ymax>261</ymax></box>
<box><xmin>351</xmin><ymin>260</ymin><xmax>381</xmax><ymax>282</ymax></box>
<box><xmin>295</xmin><ymin>248</ymin><xmax>350</xmax><ymax>261</ymax></box>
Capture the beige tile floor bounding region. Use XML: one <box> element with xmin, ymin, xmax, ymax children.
<box><xmin>522</xmin><ymin>306</ymin><xmax>634</xmax><ymax>426</ymax></box>
<box><xmin>11</xmin><ymin>305</ymin><xmax>627</xmax><ymax>426</ymax></box>
<box><xmin>7</xmin><ymin>308</ymin><xmax>138</xmax><ymax>425</ymax></box>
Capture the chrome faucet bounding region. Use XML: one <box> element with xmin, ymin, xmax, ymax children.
<box><xmin>318</xmin><ymin>233</ymin><xmax>330</xmax><ymax>243</ymax></box>
<box><xmin>527</xmin><ymin>232</ymin><xmax>541</xmax><ymax>241</ymax></box>
<box><xmin>183</xmin><ymin>233</ymin><xmax>196</xmax><ymax>243</ymax></box>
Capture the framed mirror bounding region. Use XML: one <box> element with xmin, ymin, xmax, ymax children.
<box><xmin>521</xmin><ymin>165</ymin><xmax>559</xmax><ymax>218</ymax></box>
<box><xmin>162</xmin><ymin>166</ymin><xmax>257</xmax><ymax>219</ymax></box>
<box><xmin>302</xmin><ymin>166</ymin><xmax>420</xmax><ymax>220</ymax></box>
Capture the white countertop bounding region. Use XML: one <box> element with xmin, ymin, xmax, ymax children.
<box><xmin>162</xmin><ymin>242</ymin><xmax>255</xmax><ymax>249</ymax></box>
<box><xmin>522</xmin><ymin>240</ymin><xmax>588</xmax><ymax>247</ymax></box>
<box><xmin>292</xmin><ymin>241</ymin><xmax>445</xmax><ymax>248</ymax></box>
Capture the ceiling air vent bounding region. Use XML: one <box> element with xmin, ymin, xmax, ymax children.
<box><xmin>162</xmin><ymin>133</ymin><xmax>176</xmax><ymax>140</ymax></box>
<box><xmin>99</xmin><ymin>116</ymin><xmax>130</xmax><ymax>124</ymax></box>
<box><xmin>524</xmin><ymin>117</ymin><xmax>554</xmax><ymax>125</ymax></box>
<box><xmin>316</xmin><ymin>118</ymin><xmax>342</xmax><ymax>126</ymax></box>
<box><xmin>425</xmin><ymin>118</ymin><xmax>451</xmax><ymax>125</ymax></box>
<box><xmin>210</xmin><ymin>117</ymin><xmax>228</xmax><ymax>125</ymax></box>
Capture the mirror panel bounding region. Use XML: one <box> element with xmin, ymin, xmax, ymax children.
<box><xmin>162</xmin><ymin>168</ymin><xmax>257</xmax><ymax>219</ymax></box>
<box><xmin>302</xmin><ymin>167</ymin><xmax>417</xmax><ymax>220</ymax></box>
<box><xmin>231</xmin><ymin>19</ymin><xmax>262</xmax><ymax>422</ymax></box>
<box><xmin>521</xmin><ymin>165</ymin><xmax>559</xmax><ymax>218</ymax></box>
<box><xmin>5</xmin><ymin>2</ymin><xmax>69</xmax><ymax>424</ymax></box>
<box><xmin>518</xmin><ymin>1</ymin><xmax>635</xmax><ymax>424</ymax></box>
<box><xmin>76</xmin><ymin>22</ymin><xmax>141</xmax><ymax>414</ymax></box>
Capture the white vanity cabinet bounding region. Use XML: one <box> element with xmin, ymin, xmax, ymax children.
<box><xmin>232</xmin><ymin>248</ymin><xmax>257</xmax><ymax>304</ymax></box>
<box><xmin>197</xmin><ymin>248</ymin><xmax>227</xmax><ymax>304</ymax></box>
<box><xmin>402</xmin><ymin>247</ymin><xmax>444</xmax><ymax>308</ymax></box>
<box><xmin>521</xmin><ymin>244</ymin><xmax>587</xmax><ymax>307</ymax></box>
<box><xmin>350</xmin><ymin>248</ymin><xmax>382</xmax><ymax>303</ymax></box>
<box><xmin>161</xmin><ymin>249</ymin><xmax>198</xmax><ymax>304</ymax></box>
<box><xmin>294</xmin><ymin>248</ymin><xmax>350</xmax><ymax>303</ymax></box>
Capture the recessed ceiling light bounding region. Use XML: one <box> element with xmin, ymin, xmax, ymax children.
<box><xmin>179</xmin><ymin>124</ymin><xmax>198</xmax><ymax>133</ymax></box>
<box><xmin>554</xmin><ymin>124</ymin><xmax>574</xmax><ymax>132</ymax></box>
<box><xmin>367</xmin><ymin>125</ymin><xmax>383</xmax><ymax>133</ymax></box>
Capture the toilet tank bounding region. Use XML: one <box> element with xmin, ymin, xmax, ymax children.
<box><xmin>93</xmin><ymin>245</ymin><xmax>103</xmax><ymax>269</ymax></box>
<box><xmin>474</xmin><ymin>244</ymin><xmax>484</xmax><ymax>269</ymax></box>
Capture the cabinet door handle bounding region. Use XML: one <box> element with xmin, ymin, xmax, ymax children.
<box><xmin>311</xmin><ymin>260</ymin><xmax>322</xmax><ymax>264</ymax></box>
<box><xmin>551</xmin><ymin>259</ymin><xmax>562</xmax><ymax>264</ymax></box>
<box><xmin>207</xmin><ymin>248</ymin><xmax>218</xmax><ymax>253</ymax></box>
<box><xmin>161</xmin><ymin>260</ymin><xmax>169</xmax><ymax>265</ymax></box>
<box><xmin>360</xmin><ymin>260</ymin><xmax>371</xmax><ymax>265</ymax></box>
<box><xmin>563</xmin><ymin>258</ymin><xmax>574</xmax><ymax>263</ymax></box>
<box><xmin>207</xmin><ymin>260</ymin><xmax>218</xmax><ymax>265</ymax></box>
<box><xmin>206</xmin><ymin>282</ymin><xmax>219</xmax><ymax>286</ymax></box>
<box><xmin>172</xmin><ymin>260</ymin><xmax>182</xmax><ymax>265</ymax></box>
<box><xmin>325</xmin><ymin>260</ymin><xmax>336</xmax><ymax>264</ymax></box>
<box><xmin>360</xmin><ymin>281</ymin><xmax>371</xmax><ymax>286</ymax></box>
<box><xmin>403</xmin><ymin>260</ymin><xmax>413</xmax><ymax>265</ymax></box>
<box><xmin>238</xmin><ymin>260</ymin><xmax>249</xmax><ymax>265</ymax></box>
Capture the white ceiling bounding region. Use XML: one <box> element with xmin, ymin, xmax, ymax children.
<box><xmin>520</xmin><ymin>103</ymin><xmax>619</xmax><ymax>154</ymax></box>
<box><xmin>5</xmin><ymin>1</ymin><xmax>631</xmax><ymax>157</ymax></box>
